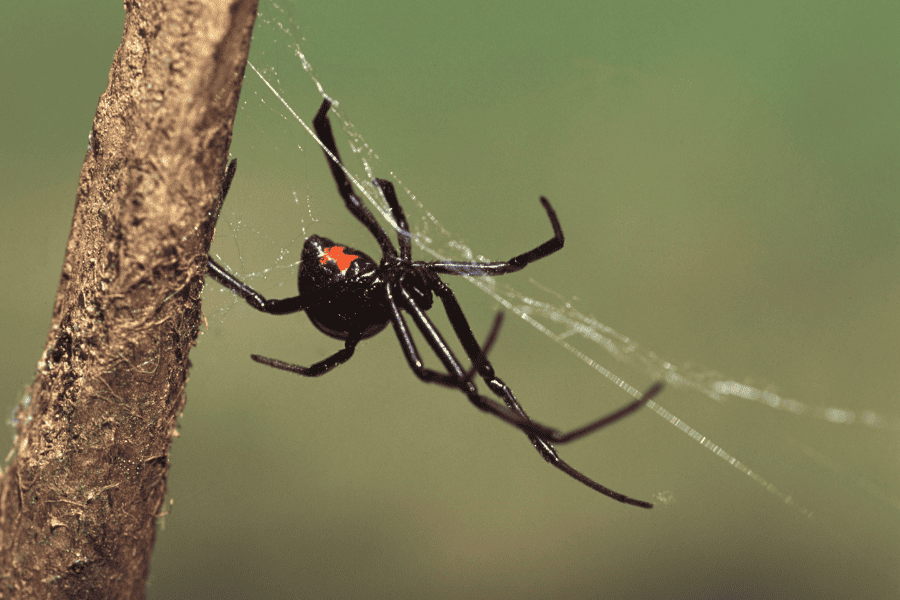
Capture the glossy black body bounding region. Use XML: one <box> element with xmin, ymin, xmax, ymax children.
<box><xmin>297</xmin><ymin>235</ymin><xmax>392</xmax><ymax>340</ymax></box>
<box><xmin>206</xmin><ymin>98</ymin><xmax>662</xmax><ymax>507</ymax></box>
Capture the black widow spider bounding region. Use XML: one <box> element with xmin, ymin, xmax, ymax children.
<box><xmin>207</xmin><ymin>98</ymin><xmax>663</xmax><ymax>508</ymax></box>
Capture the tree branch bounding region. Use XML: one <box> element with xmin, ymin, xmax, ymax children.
<box><xmin>0</xmin><ymin>0</ymin><xmax>258</xmax><ymax>597</ymax></box>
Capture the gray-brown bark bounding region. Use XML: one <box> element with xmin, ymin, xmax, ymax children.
<box><xmin>0</xmin><ymin>0</ymin><xmax>258</xmax><ymax>597</ymax></box>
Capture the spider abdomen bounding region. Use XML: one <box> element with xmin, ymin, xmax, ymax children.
<box><xmin>299</xmin><ymin>235</ymin><xmax>390</xmax><ymax>340</ymax></box>
<box><xmin>305</xmin><ymin>285</ymin><xmax>391</xmax><ymax>340</ymax></box>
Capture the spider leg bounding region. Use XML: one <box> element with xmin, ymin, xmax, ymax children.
<box><xmin>206</xmin><ymin>159</ymin><xmax>305</xmax><ymax>314</ymax></box>
<box><xmin>251</xmin><ymin>335</ymin><xmax>360</xmax><ymax>377</ymax></box>
<box><xmin>464</xmin><ymin>311</ymin><xmax>662</xmax><ymax>446</ymax></box>
<box><xmin>425</xmin><ymin>196</ymin><xmax>564</xmax><ymax>276</ymax></box>
<box><xmin>208</xmin><ymin>158</ymin><xmax>237</xmax><ymax>226</ymax></box>
<box><xmin>207</xmin><ymin>258</ymin><xmax>310</xmax><ymax>315</ymax></box>
<box><xmin>458</xmin><ymin>304</ymin><xmax>663</xmax><ymax>448</ymax></box>
<box><xmin>429</xmin><ymin>278</ymin><xmax>658</xmax><ymax>507</ymax></box>
<box><xmin>384</xmin><ymin>284</ymin><xmax>559</xmax><ymax>433</ymax></box>
<box><xmin>391</xmin><ymin>281</ymin><xmax>650</xmax><ymax>454</ymax></box>
<box><xmin>313</xmin><ymin>99</ymin><xmax>397</xmax><ymax>258</ymax></box>
<box><xmin>456</xmin><ymin>312</ymin><xmax>562</xmax><ymax>460</ymax></box>
<box><xmin>375</xmin><ymin>178</ymin><xmax>412</xmax><ymax>261</ymax></box>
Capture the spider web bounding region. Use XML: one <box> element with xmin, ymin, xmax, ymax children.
<box><xmin>207</xmin><ymin>0</ymin><xmax>899</xmax><ymax>525</ymax></box>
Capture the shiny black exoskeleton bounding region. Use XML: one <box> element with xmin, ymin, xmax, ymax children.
<box><xmin>297</xmin><ymin>235</ymin><xmax>391</xmax><ymax>340</ymax></box>
<box><xmin>206</xmin><ymin>98</ymin><xmax>662</xmax><ymax>507</ymax></box>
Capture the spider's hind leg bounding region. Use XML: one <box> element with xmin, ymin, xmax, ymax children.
<box><xmin>251</xmin><ymin>336</ymin><xmax>359</xmax><ymax>377</ymax></box>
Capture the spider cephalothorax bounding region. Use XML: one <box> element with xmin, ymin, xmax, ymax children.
<box><xmin>207</xmin><ymin>98</ymin><xmax>662</xmax><ymax>507</ymax></box>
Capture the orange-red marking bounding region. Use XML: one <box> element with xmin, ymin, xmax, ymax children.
<box><xmin>320</xmin><ymin>246</ymin><xmax>358</xmax><ymax>272</ymax></box>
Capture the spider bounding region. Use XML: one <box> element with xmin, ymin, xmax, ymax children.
<box><xmin>207</xmin><ymin>98</ymin><xmax>663</xmax><ymax>508</ymax></box>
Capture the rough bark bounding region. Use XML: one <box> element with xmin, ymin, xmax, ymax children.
<box><xmin>0</xmin><ymin>0</ymin><xmax>258</xmax><ymax>597</ymax></box>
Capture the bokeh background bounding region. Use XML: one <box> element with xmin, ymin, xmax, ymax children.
<box><xmin>1</xmin><ymin>1</ymin><xmax>897</xmax><ymax>598</ymax></box>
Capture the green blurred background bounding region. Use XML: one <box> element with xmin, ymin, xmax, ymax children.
<box><xmin>1</xmin><ymin>1</ymin><xmax>898</xmax><ymax>598</ymax></box>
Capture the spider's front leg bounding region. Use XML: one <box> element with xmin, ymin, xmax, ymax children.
<box><xmin>426</xmin><ymin>196</ymin><xmax>564</xmax><ymax>277</ymax></box>
<box><xmin>313</xmin><ymin>99</ymin><xmax>397</xmax><ymax>257</ymax></box>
